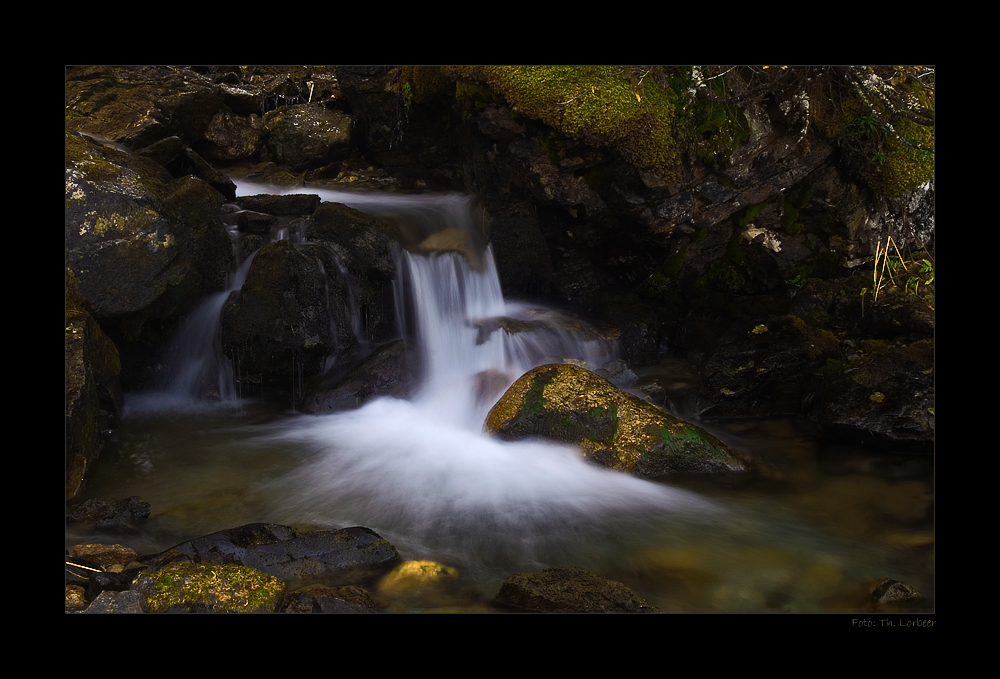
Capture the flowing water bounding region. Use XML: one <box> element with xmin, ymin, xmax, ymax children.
<box><xmin>67</xmin><ymin>182</ymin><xmax>935</xmax><ymax>613</ymax></box>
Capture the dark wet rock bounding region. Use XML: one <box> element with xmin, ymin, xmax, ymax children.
<box><xmin>594</xmin><ymin>358</ymin><xmax>637</xmax><ymax>388</ymax></box>
<box><xmin>495</xmin><ymin>566</ymin><xmax>660</xmax><ymax>613</ymax></box>
<box><xmin>133</xmin><ymin>136</ymin><xmax>237</xmax><ymax>199</ymax></box>
<box><xmin>65</xmin><ymin>131</ymin><xmax>233</xmax><ymax>348</ymax></box>
<box><xmin>305</xmin><ymin>201</ymin><xmax>400</xmax><ymax>282</ymax></box>
<box><xmin>204</xmin><ymin>108</ymin><xmax>265</xmax><ymax>161</ymax></box>
<box><xmin>237</xmin><ymin>192</ymin><xmax>322</xmax><ymax>216</ymax></box>
<box><xmin>66</xmin><ymin>496</ymin><xmax>150</xmax><ymax>531</ymax></box>
<box><xmin>228</xmin><ymin>209</ymin><xmax>277</xmax><ymax>233</ymax></box>
<box><xmin>696</xmin><ymin>314</ymin><xmax>841</xmax><ymax>418</ymax></box>
<box><xmin>65</xmin><ymin>283</ymin><xmax>122</xmax><ymax>499</ymax></box>
<box><xmin>301</xmin><ymin>339</ymin><xmax>417</xmax><ymax>414</ymax></box>
<box><xmin>871</xmin><ymin>577</ymin><xmax>923</xmax><ymax>606</ymax></box>
<box><xmin>281</xmin><ymin>584</ymin><xmax>380</xmax><ymax>613</ymax></box>
<box><xmin>220</xmin><ymin>238</ymin><xmax>357</xmax><ymax>393</ymax></box>
<box><xmin>77</xmin><ymin>589</ymin><xmax>146</xmax><ymax>614</ymax></box>
<box><xmin>65</xmin><ymin>66</ymin><xmax>226</xmax><ymax>151</ymax></box>
<box><xmin>262</xmin><ymin>103</ymin><xmax>352</xmax><ymax>171</ymax></box>
<box><xmin>485</xmin><ymin>363</ymin><xmax>753</xmax><ymax>476</ymax></box>
<box><xmin>137</xmin><ymin>523</ymin><xmax>401</xmax><ymax>585</ymax></box>
<box><xmin>808</xmin><ymin>338</ymin><xmax>934</xmax><ymax>451</ymax></box>
<box><xmin>482</xmin><ymin>196</ymin><xmax>553</xmax><ymax>300</ymax></box>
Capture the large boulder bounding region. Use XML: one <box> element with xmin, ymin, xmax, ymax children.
<box><xmin>65</xmin><ymin>132</ymin><xmax>232</xmax><ymax>323</ymax></box>
<box><xmin>137</xmin><ymin>523</ymin><xmax>401</xmax><ymax>585</ymax></box>
<box><xmin>220</xmin><ymin>238</ymin><xmax>358</xmax><ymax>395</ymax></box>
<box><xmin>484</xmin><ymin>363</ymin><xmax>752</xmax><ymax>476</ymax></box>
<box><xmin>131</xmin><ymin>562</ymin><xmax>286</xmax><ymax>613</ymax></box>
<box><xmin>65</xmin><ymin>66</ymin><xmax>227</xmax><ymax>151</ymax></box>
<box><xmin>262</xmin><ymin>103</ymin><xmax>352</xmax><ymax>171</ymax></box>
<box><xmin>301</xmin><ymin>339</ymin><xmax>417</xmax><ymax>414</ymax></box>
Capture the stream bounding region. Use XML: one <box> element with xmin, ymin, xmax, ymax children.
<box><xmin>66</xmin><ymin>182</ymin><xmax>935</xmax><ymax>613</ymax></box>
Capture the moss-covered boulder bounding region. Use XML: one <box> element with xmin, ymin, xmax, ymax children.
<box><xmin>132</xmin><ymin>562</ymin><xmax>286</xmax><ymax>613</ymax></box>
<box><xmin>484</xmin><ymin>363</ymin><xmax>752</xmax><ymax>476</ymax></box>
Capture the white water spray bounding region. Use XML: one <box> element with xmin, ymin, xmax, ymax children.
<box><xmin>233</xmin><ymin>182</ymin><xmax>723</xmax><ymax>568</ymax></box>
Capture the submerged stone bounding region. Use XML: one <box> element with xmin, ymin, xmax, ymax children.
<box><xmin>495</xmin><ymin>566</ymin><xmax>660</xmax><ymax>613</ymax></box>
<box><xmin>484</xmin><ymin>363</ymin><xmax>752</xmax><ymax>477</ymax></box>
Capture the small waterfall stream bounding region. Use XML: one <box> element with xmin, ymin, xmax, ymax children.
<box><xmin>72</xmin><ymin>182</ymin><xmax>934</xmax><ymax>613</ymax></box>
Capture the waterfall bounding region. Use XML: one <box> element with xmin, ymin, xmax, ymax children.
<box><xmin>129</xmin><ymin>237</ymin><xmax>256</xmax><ymax>414</ymax></box>
<box><xmin>222</xmin><ymin>184</ymin><xmax>721</xmax><ymax>569</ymax></box>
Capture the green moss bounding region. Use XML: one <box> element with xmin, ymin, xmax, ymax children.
<box><xmin>780</xmin><ymin>200</ymin><xmax>802</xmax><ymax>235</ymax></box>
<box><xmin>455</xmin><ymin>80</ymin><xmax>499</xmax><ymax>109</ymax></box>
<box><xmin>461</xmin><ymin>66</ymin><xmax>680</xmax><ymax>178</ymax></box>
<box><xmin>539</xmin><ymin>134</ymin><xmax>561</xmax><ymax>165</ymax></box>
<box><xmin>145</xmin><ymin>563</ymin><xmax>285</xmax><ymax>613</ymax></box>
<box><xmin>736</xmin><ymin>201</ymin><xmax>769</xmax><ymax>229</ymax></box>
<box><xmin>652</xmin><ymin>423</ymin><xmax>716</xmax><ymax>462</ymax></box>
<box><xmin>639</xmin><ymin>246</ymin><xmax>687</xmax><ymax>301</ymax></box>
<box><xmin>868</xmin><ymin>122</ymin><xmax>934</xmax><ymax>196</ymax></box>
<box><xmin>522</xmin><ymin>369</ymin><xmax>555</xmax><ymax>417</ymax></box>
<box><xmin>400</xmin><ymin>66</ymin><xmax>452</xmax><ymax>107</ymax></box>
<box><xmin>828</xmin><ymin>82</ymin><xmax>934</xmax><ymax>198</ymax></box>
<box><xmin>685</xmin><ymin>76</ymin><xmax>751</xmax><ymax>165</ymax></box>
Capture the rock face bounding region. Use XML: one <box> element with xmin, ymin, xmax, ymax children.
<box><xmin>220</xmin><ymin>238</ymin><xmax>357</xmax><ymax>392</ymax></box>
<box><xmin>301</xmin><ymin>338</ymin><xmax>417</xmax><ymax>414</ymax></box>
<box><xmin>65</xmin><ymin>275</ymin><xmax>122</xmax><ymax>501</ymax></box>
<box><xmin>484</xmin><ymin>363</ymin><xmax>752</xmax><ymax>476</ymax></box>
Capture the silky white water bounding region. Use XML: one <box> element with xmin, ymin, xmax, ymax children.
<box><xmin>229</xmin><ymin>181</ymin><xmax>723</xmax><ymax>573</ymax></box>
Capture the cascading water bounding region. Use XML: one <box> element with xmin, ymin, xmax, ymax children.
<box><xmin>161</xmin><ymin>254</ymin><xmax>255</xmax><ymax>402</ymax></box>
<box><xmin>181</xmin><ymin>182</ymin><xmax>718</xmax><ymax>575</ymax></box>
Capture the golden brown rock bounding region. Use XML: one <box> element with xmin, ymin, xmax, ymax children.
<box><xmin>484</xmin><ymin>363</ymin><xmax>752</xmax><ymax>476</ymax></box>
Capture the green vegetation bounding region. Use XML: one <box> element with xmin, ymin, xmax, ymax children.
<box><xmin>826</xmin><ymin>68</ymin><xmax>935</xmax><ymax>197</ymax></box>
<box><xmin>459</xmin><ymin>66</ymin><xmax>681</xmax><ymax>178</ymax></box>
<box><xmin>145</xmin><ymin>563</ymin><xmax>285</xmax><ymax>613</ymax></box>
<box><xmin>867</xmin><ymin>235</ymin><xmax>935</xmax><ymax>305</ymax></box>
<box><xmin>400</xmin><ymin>66</ymin><xmax>452</xmax><ymax>107</ymax></box>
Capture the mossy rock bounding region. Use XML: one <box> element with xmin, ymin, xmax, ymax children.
<box><xmin>484</xmin><ymin>363</ymin><xmax>752</xmax><ymax>476</ymax></box>
<box><xmin>134</xmin><ymin>562</ymin><xmax>286</xmax><ymax>613</ymax></box>
<box><xmin>458</xmin><ymin>66</ymin><xmax>680</xmax><ymax>178</ymax></box>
